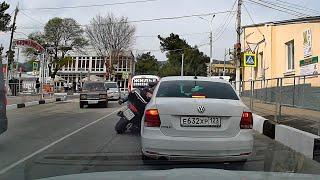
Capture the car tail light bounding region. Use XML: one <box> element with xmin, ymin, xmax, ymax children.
<box><xmin>128</xmin><ymin>103</ymin><xmax>138</xmax><ymax>113</ymax></box>
<box><xmin>240</xmin><ymin>112</ymin><xmax>253</xmax><ymax>129</ymax></box>
<box><xmin>144</xmin><ymin>109</ymin><xmax>161</xmax><ymax>127</ymax></box>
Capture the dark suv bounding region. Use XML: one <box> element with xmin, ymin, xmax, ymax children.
<box><xmin>80</xmin><ymin>81</ymin><xmax>109</xmax><ymax>108</ymax></box>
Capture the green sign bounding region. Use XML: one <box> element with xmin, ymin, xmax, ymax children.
<box><xmin>300</xmin><ymin>56</ymin><xmax>318</xmax><ymax>67</ymax></box>
<box><xmin>122</xmin><ymin>72</ymin><xmax>129</xmax><ymax>79</ymax></box>
<box><xmin>33</xmin><ymin>62</ymin><xmax>39</xmax><ymax>71</ymax></box>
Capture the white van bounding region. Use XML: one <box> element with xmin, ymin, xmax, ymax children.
<box><xmin>129</xmin><ymin>75</ymin><xmax>160</xmax><ymax>91</ymax></box>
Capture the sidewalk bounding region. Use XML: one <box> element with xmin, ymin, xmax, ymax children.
<box><xmin>242</xmin><ymin>97</ymin><xmax>320</xmax><ymax>136</ymax></box>
<box><xmin>7</xmin><ymin>94</ymin><xmax>53</xmax><ymax>105</ymax></box>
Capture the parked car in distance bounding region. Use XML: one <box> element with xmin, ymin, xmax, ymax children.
<box><xmin>105</xmin><ymin>81</ymin><xmax>121</xmax><ymax>101</ymax></box>
<box><xmin>80</xmin><ymin>81</ymin><xmax>108</xmax><ymax>108</ymax></box>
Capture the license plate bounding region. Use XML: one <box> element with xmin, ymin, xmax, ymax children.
<box><xmin>123</xmin><ymin>109</ymin><xmax>135</xmax><ymax>121</ymax></box>
<box><xmin>180</xmin><ymin>117</ymin><xmax>221</xmax><ymax>127</ymax></box>
<box><xmin>88</xmin><ymin>100</ymin><xmax>98</xmax><ymax>104</ymax></box>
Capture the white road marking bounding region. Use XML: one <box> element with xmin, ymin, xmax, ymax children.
<box><xmin>0</xmin><ymin>107</ymin><xmax>123</xmax><ymax>175</ymax></box>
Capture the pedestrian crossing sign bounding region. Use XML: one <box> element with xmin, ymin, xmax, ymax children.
<box><xmin>243</xmin><ymin>53</ymin><xmax>257</xmax><ymax>67</ymax></box>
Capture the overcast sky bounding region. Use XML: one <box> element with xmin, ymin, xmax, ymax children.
<box><xmin>0</xmin><ymin>0</ymin><xmax>317</xmax><ymax>62</ymax></box>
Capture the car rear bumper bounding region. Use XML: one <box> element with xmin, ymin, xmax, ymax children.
<box><xmin>141</xmin><ymin>128</ymin><xmax>253</xmax><ymax>161</ymax></box>
<box><xmin>80</xmin><ymin>100</ymin><xmax>107</xmax><ymax>104</ymax></box>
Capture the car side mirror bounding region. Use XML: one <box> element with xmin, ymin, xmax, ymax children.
<box><xmin>107</xmin><ymin>88</ymin><xmax>110</xmax><ymax>90</ymax></box>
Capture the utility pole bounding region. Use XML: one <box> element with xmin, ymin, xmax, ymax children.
<box><xmin>8</xmin><ymin>6</ymin><xmax>18</xmax><ymax>66</ymax></box>
<box><xmin>181</xmin><ymin>53</ymin><xmax>184</xmax><ymax>76</ymax></box>
<box><xmin>235</xmin><ymin>0</ymin><xmax>242</xmax><ymax>94</ymax></box>
<box><xmin>6</xmin><ymin>5</ymin><xmax>19</xmax><ymax>94</ymax></box>
<box><xmin>209</xmin><ymin>31</ymin><xmax>213</xmax><ymax>76</ymax></box>
<box><xmin>223</xmin><ymin>48</ymin><xmax>227</xmax><ymax>76</ymax></box>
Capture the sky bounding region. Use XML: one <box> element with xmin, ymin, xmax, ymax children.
<box><xmin>0</xmin><ymin>0</ymin><xmax>318</xmax><ymax>62</ymax></box>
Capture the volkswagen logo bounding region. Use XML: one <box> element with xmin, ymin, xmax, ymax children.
<box><xmin>197</xmin><ymin>106</ymin><xmax>205</xmax><ymax>113</ymax></box>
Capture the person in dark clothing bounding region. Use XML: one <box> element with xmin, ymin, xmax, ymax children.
<box><xmin>35</xmin><ymin>78</ymin><xmax>40</xmax><ymax>94</ymax></box>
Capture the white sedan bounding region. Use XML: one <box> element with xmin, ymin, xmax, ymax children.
<box><xmin>141</xmin><ymin>76</ymin><xmax>253</xmax><ymax>162</ymax></box>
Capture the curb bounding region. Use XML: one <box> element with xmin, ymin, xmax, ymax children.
<box><xmin>253</xmin><ymin>114</ymin><xmax>320</xmax><ymax>162</ymax></box>
<box><xmin>6</xmin><ymin>98</ymin><xmax>59</xmax><ymax>110</ymax></box>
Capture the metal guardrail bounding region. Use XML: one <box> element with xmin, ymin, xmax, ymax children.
<box><xmin>232</xmin><ymin>74</ymin><xmax>320</xmax><ymax>123</ymax></box>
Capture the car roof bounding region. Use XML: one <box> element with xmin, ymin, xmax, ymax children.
<box><xmin>160</xmin><ymin>76</ymin><xmax>229</xmax><ymax>84</ymax></box>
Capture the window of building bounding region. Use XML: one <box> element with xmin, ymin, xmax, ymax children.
<box><xmin>100</xmin><ymin>59</ymin><xmax>105</xmax><ymax>71</ymax></box>
<box><xmin>92</xmin><ymin>57</ymin><xmax>96</xmax><ymax>72</ymax></box>
<box><xmin>78</xmin><ymin>57</ymin><xmax>82</xmax><ymax>71</ymax></box>
<box><xmin>286</xmin><ymin>40</ymin><xmax>294</xmax><ymax>70</ymax></box>
<box><xmin>85</xmin><ymin>57</ymin><xmax>90</xmax><ymax>71</ymax></box>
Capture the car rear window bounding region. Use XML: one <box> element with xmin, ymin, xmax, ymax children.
<box><xmin>156</xmin><ymin>80</ymin><xmax>239</xmax><ymax>100</ymax></box>
<box><xmin>83</xmin><ymin>82</ymin><xmax>106</xmax><ymax>91</ymax></box>
<box><xmin>105</xmin><ymin>83</ymin><xmax>117</xmax><ymax>88</ymax></box>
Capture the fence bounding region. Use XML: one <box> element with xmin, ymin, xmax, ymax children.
<box><xmin>233</xmin><ymin>75</ymin><xmax>320</xmax><ymax>119</ymax></box>
<box><xmin>232</xmin><ymin>74</ymin><xmax>320</xmax><ymax>136</ymax></box>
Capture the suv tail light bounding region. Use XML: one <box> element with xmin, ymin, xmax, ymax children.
<box><xmin>240</xmin><ymin>112</ymin><xmax>253</xmax><ymax>129</ymax></box>
<box><xmin>144</xmin><ymin>109</ymin><xmax>161</xmax><ymax>127</ymax></box>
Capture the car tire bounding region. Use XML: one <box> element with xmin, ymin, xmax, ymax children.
<box><xmin>141</xmin><ymin>152</ymin><xmax>153</xmax><ymax>165</ymax></box>
<box><xmin>115</xmin><ymin>118</ymin><xmax>128</xmax><ymax>134</ymax></box>
<box><xmin>80</xmin><ymin>102</ymin><xmax>84</xmax><ymax>108</ymax></box>
<box><xmin>236</xmin><ymin>159</ymin><xmax>247</xmax><ymax>165</ymax></box>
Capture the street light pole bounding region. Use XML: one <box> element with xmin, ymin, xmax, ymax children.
<box><xmin>199</xmin><ymin>15</ymin><xmax>215</xmax><ymax>77</ymax></box>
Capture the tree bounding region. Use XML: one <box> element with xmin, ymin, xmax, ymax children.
<box><xmin>24</xmin><ymin>17</ymin><xmax>87</xmax><ymax>78</ymax></box>
<box><xmin>0</xmin><ymin>1</ymin><xmax>11</xmax><ymax>31</ymax></box>
<box><xmin>135</xmin><ymin>52</ymin><xmax>159</xmax><ymax>75</ymax></box>
<box><xmin>0</xmin><ymin>1</ymin><xmax>11</xmax><ymax>123</ymax></box>
<box><xmin>44</xmin><ymin>17</ymin><xmax>87</xmax><ymax>78</ymax></box>
<box><xmin>158</xmin><ymin>33</ymin><xmax>209</xmax><ymax>77</ymax></box>
<box><xmin>86</xmin><ymin>13</ymin><xmax>136</xmax><ymax>79</ymax></box>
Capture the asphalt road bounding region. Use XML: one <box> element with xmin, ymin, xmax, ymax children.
<box><xmin>1</xmin><ymin>100</ymin><xmax>320</xmax><ymax>179</ymax></box>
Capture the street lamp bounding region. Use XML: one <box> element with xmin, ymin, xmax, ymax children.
<box><xmin>199</xmin><ymin>15</ymin><xmax>215</xmax><ymax>77</ymax></box>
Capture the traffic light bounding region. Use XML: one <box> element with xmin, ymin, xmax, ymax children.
<box><xmin>6</xmin><ymin>50</ymin><xmax>15</xmax><ymax>66</ymax></box>
<box><xmin>234</xmin><ymin>43</ymin><xmax>241</xmax><ymax>66</ymax></box>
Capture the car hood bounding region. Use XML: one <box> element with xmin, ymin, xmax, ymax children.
<box><xmin>39</xmin><ymin>168</ymin><xmax>320</xmax><ymax>180</ymax></box>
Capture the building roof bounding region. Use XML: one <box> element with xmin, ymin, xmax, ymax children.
<box><xmin>242</xmin><ymin>16</ymin><xmax>320</xmax><ymax>28</ymax></box>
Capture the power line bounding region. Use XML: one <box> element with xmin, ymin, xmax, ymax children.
<box><xmin>212</xmin><ymin>0</ymin><xmax>237</xmax><ymax>42</ymax></box>
<box><xmin>243</xmin><ymin>3</ymin><xmax>264</xmax><ymax>36</ymax></box>
<box><xmin>20</xmin><ymin>0</ymin><xmax>159</xmax><ymax>10</ymax></box>
<box><xmin>268</xmin><ymin>0</ymin><xmax>320</xmax><ymax>15</ymax></box>
<box><xmin>254</xmin><ymin>0</ymin><xmax>312</xmax><ymax>17</ymax></box>
<box><xmin>245</xmin><ymin>0</ymin><xmax>306</xmax><ymax>17</ymax></box>
<box><xmin>20</xmin><ymin>10</ymin><xmax>45</xmax><ymax>25</ymax></box>
<box><xmin>17</xmin><ymin>11</ymin><xmax>235</xmax><ymax>30</ymax></box>
<box><xmin>135</xmin><ymin>31</ymin><xmax>210</xmax><ymax>38</ymax></box>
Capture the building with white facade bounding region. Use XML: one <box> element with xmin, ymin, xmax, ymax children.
<box><xmin>56</xmin><ymin>49</ymin><xmax>135</xmax><ymax>91</ymax></box>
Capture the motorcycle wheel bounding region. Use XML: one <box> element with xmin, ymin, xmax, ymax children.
<box><xmin>115</xmin><ymin>118</ymin><xmax>129</xmax><ymax>134</ymax></box>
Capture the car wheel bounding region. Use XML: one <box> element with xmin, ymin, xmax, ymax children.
<box><xmin>80</xmin><ymin>102</ymin><xmax>84</xmax><ymax>108</ymax></box>
<box><xmin>236</xmin><ymin>159</ymin><xmax>247</xmax><ymax>165</ymax></box>
<box><xmin>141</xmin><ymin>152</ymin><xmax>154</xmax><ymax>165</ymax></box>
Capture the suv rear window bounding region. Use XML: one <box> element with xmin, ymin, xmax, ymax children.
<box><xmin>156</xmin><ymin>80</ymin><xmax>239</xmax><ymax>100</ymax></box>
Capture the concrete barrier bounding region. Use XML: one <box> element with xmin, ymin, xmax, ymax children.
<box><xmin>253</xmin><ymin>114</ymin><xmax>266</xmax><ymax>134</ymax></box>
<box><xmin>25</xmin><ymin>101</ymin><xmax>39</xmax><ymax>107</ymax></box>
<box><xmin>275</xmin><ymin>125</ymin><xmax>319</xmax><ymax>159</ymax></box>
